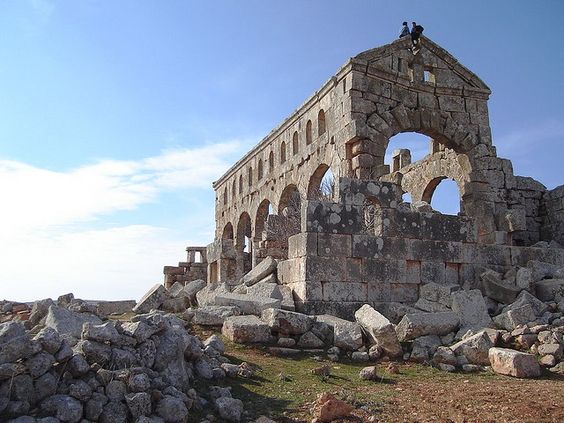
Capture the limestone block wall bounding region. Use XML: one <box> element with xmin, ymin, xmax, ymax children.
<box><xmin>541</xmin><ymin>185</ymin><xmax>564</xmax><ymax>245</ymax></box>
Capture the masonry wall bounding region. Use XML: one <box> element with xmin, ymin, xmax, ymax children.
<box><xmin>541</xmin><ymin>185</ymin><xmax>564</xmax><ymax>245</ymax></box>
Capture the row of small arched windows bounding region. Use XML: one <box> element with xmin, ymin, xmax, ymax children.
<box><xmin>222</xmin><ymin>109</ymin><xmax>327</xmax><ymax>205</ymax></box>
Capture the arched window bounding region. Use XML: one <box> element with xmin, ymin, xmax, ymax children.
<box><xmin>269</xmin><ymin>151</ymin><xmax>274</xmax><ymax>172</ymax></box>
<box><xmin>422</xmin><ymin>178</ymin><xmax>461</xmax><ymax>215</ymax></box>
<box><xmin>306</xmin><ymin>120</ymin><xmax>313</xmax><ymax>145</ymax></box>
<box><xmin>239</xmin><ymin>174</ymin><xmax>243</xmax><ymax>194</ymax></box>
<box><xmin>248</xmin><ymin>166</ymin><xmax>253</xmax><ymax>187</ymax></box>
<box><xmin>318</xmin><ymin>109</ymin><xmax>326</xmax><ymax>136</ymax></box>
<box><xmin>223</xmin><ymin>187</ymin><xmax>227</xmax><ymax>205</ymax></box>
<box><xmin>258</xmin><ymin>159</ymin><xmax>263</xmax><ymax>180</ymax></box>
<box><xmin>232</xmin><ymin>179</ymin><xmax>236</xmax><ymax>199</ymax></box>
<box><xmin>292</xmin><ymin>131</ymin><xmax>299</xmax><ymax>155</ymax></box>
<box><xmin>307</xmin><ymin>164</ymin><xmax>335</xmax><ymax>201</ymax></box>
<box><xmin>280</xmin><ymin>141</ymin><xmax>287</xmax><ymax>163</ymax></box>
<box><xmin>222</xmin><ymin>222</ymin><xmax>234</xmax><ymax>240</ymax></box>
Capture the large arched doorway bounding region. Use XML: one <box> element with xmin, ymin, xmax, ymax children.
<box><xmin>236</xmin><ymin>212</ymin><xmax>252</xmax><ymax>277</ymax></box>
<box><xmin>307</xmin><ymin>164</ymin><xmax>335</xmax><ymax>201</ymax></box>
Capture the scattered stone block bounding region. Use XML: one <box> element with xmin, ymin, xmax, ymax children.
<box><xmin>222</xmin><ymin>315</ymin><xmax>272</xmax><ymax>344</ymax></box>
<box><xmin>493</xmin><ymin>304</ymin><xmax>536</xmax><ymax>331</ymax></box>
<box><xmin>241</xmin><ymin>256</ymin><xmax>277</xmax><ymax>287</ymax></box>
<box><xmin>44</xmin><ymin>306</ymin><xmax>102</xmax><ymax>340</ymax></box>
<box><xmin>396</xmin><ymin>312</ymin><xmax>459</xmax><ymax>342</ymax></box>
<box><xmin>450</xmin><ymin>330</ymin><xmax>493</xmax><ymax>365</ymax></box>
<box><xmin>354</xmin><ymin>304</ymin><xmax>402</xmax><ymax>357</ymax></box>
<box><xmin>359</xmin><ymin>366</ymin><xmax>378</xmax><ymax>380</ymax></box>
<box><xmin>297</xmin><ymin>331</ymin><xmax>325</xmax><ymax>349</ymax></box>
<box><xmin>132</xmin><ymin>284</ymin><xmax>168</xmax><ymax>314</ymax></box>
<box><xmin>503</xmin><ymin>290</ymin><xmax>548</xmax><ymax>317</ymax></box>
<box><xmin>488</xmin><ymin>347</ymin><xmax>541</xmax><ymax>378</ymax></box>
<box><xmin>410</xmin><ymin>335</ymin><xmax>441</xmax><ymax>362</ymax></box>
<box><xmin>420</xmin><ymin>282</ymin><xmax>460</xmax><ymax>307</ymax></box>
<box><xmin>316</xmin><ymin>315</ymin><xmax>363</xmax><ymax>351</ymax></box>
<box><xmin>191</xmin><ymin>306</ymin><xmax>240</xmax><ymax>326</ymax></box>
<box><xmin>261</xmin><ymin>308</ymin><xmax>313</xmax><ymax>335</ymax></box>
<box><xmin>451</xmin><ymin>289</ymin><xmax>492</xmax><ymax>330</ymax></box>
<box><xmin>480</xmin><ymin>270</ymin><xmax>522</xmax><ymax>304</ymax></box>
<box><xmin>215</xmin><ymin>293</ymin><xmax>281</xmax><ymax>315</ymax></box>
<box><xmin>414</xmin><ymin>298</ymin><xmax>450</xmax><ymax>313</ymax></box>
<box><xmin>535</xmin><ymin>279</ymin><xmax>564</xmax><ymax>302</ymax></box>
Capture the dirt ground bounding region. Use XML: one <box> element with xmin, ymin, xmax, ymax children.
<box><xmin>192</xmin><ymin>326</ymin><xmax>564</xmax><ymax>423</ymax></box>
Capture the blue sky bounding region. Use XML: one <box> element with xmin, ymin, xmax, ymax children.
<box><xmin>1</xmin><ymin>0</ymin><xmax>563</xmax><ymax>301</ymax></box>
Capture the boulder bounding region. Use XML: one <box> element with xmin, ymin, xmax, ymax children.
<box><xmin>410</xmin><ymin>335</ymin><xmax>441</xmax><ymax>362</ymax></box>
<box><xmin>28</xmin><ymin>298</ymin><xmax>56</xmax><ymax>328</ymax></box>
<box><xmin>480</xmin><ymin>270</ymin><xmax>522</xmax><ymax>304</ymax></box>
<box><xmin>215</xmin><ymin>397</ymin><xmax>244</xmax><ymax>422</ymax></box>
<box><xmin>156</xmin><ymin>395</ymin><xmax>188</xmax><ymax>423</ymax></box>
<box><xmin>493</xmin><ymin>304</ymin><xmax>536</xmax><ymax>331</ymax></box>
<box><xmin>354</xmin><ymin>304</ymin><xmax>402</xmax><ymax>357</ymax></box>
<box><xmin>503</xmin><ymin>290</ymin><xmax>548</xmax><ymax>317</ymax></box>
<box><xmin>247</xmin><ymin>281</ymin><xmax>295</xmax><ymax>311</ymax></box>
<box><xmin>313</xmin><ymin>393</ymin><xmax>354</xmax><ymax>423</ymax></box>
<box><xmin>241</xmin><ymin>256</ymin><xmax>277</xmax><ymax>287</ymax></box>
<box><xmin>396</xmin><ymin>312</ymin><xmax>459</xmax><ymax>342</ymax></box>
<box><xmin>222</xmin><ymin>315</ymin><xmax>272</xmax><ymax>344</ymax></box>
<box><xmin>432</xmin><ymin>346</ymin><xmax>457</xmax><ymax>367</ymax></box>
<box><xmin>420</xmin><ymin>282</ymin><xmax>460</xmax><ymax>307</ymax></box>
<box><xmin>359</xmin><ymin>366</ymin><xmax>378</xmax><ymax>381</ymax></box>
<box><xmin>261</xmin><ymin>308</ymin><xmax>313</xmax><ymax>335</ymax></box>
<box><xmin>450</xmin><ymin>331</ymin><xmax>494</xmax><ymax>365</ymax></box>
<box><xmin>190</xmin><ymin>306</ymin><xmax>240</xmax><ymax>326</ymax></box>
<box><xmin>488</xmin><ymin>347</ymin><xmax>541</xmax><ymax>378</ymax></box>
<box><xmin>316</xmin><ymin>315</ymin><xmax>363</xmax><ymax>351</ymax></box>
<box><xmin>132</xmin><ymin>284</ymin><xmax>168</xmax><ymax>314</ymax></box>
<box><xmin>182</xmin><ymin>279</ymin><xmax>207</xmax><ymax>305</ymax></box>
<box><xmin>195</xmin><ymin>282</ymin><xmax>230</xmax><ymax>307</ymax></box>
<box><xmin>297</xmin><ymin>331</ymin><xmax>325</xmax><ymax>349</ymax></box>
<box><xmin>44</xmin><ymin>306</ymin><xmax>102</xmax><ymax>340</ymax></box>
<box><xmin>534</xmin><ymin>279</ymin><xmax>564</xmax><ymax>302</ymax></box>
<box><xmin>451</xmin><ymin>290</ymin><xmax>493</xmax><ymax>330</ymax></box>
<box><xmin>95</xmin><ymin>300</ymin><xmax>136</xmax><ymax>317</ymax></box>
<box><xmin>40</xmin><ymin>395</ymin><xmax>83</xmax><ymax>423</ymax></box>
<box><xmin>0</xmin><ymin>322</ymin><xmax>34</xmax><ymax>365</ymax></box>
<box><xmin>82</xmin><ymin>322</ymin><xmax>121</xmax><ymax>344</ymax></box>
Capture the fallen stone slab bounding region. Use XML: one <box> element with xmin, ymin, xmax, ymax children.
<box><xmin>410</xmin><ymin>335</ymin><xmax>441</xmax><ymax>363</ymax></box>
<box><xmin>168</xmin><ymin>281</ymin><xmax>186</xmax><ymax>298</ymax></box>
<box><xmin>95</xmin><ymin>300</ymin><xmax>136</xmax><ymax>316</ymax></box>
<box><xmin>396</xmin><ymin>312</ymin><xmax>459</xmax><ymax>342</ymax></box>
<box><xmin>534</xmin><ymin>279</ymin><xmax>564</xmax><ymax>302</ymax></box>
<box><xmin>190</xmin><ymin>306</ymin><xmax>241</xmax><ymax>326</ymax></box>
<box><xmin>182</xmin><ymin>279</ymin><xmax>207</xmax><ymax>305</ymax></box>
<box><xmin>488</xmin><ymin>347</ymin><xmax>541</xmax><ymax>378</ymax></box>
<box><xmin>222</xmin><ymin>315</ymin><xmax>272</xmax><ymax>344</ymax></box>
<box><xmin>241</xmin><ymin>256</ymin><xmax>278</xmax><ymax>287</ymax></box>
<box><xmin>195</xmin><ymin>282</ymin><xmax>230</xmax><ymax>307</ymax></box>
<box><xmin>313</xmin><ymin>393</ymin><xmax>354</xmax><ymax>423</ymax></box>
<box><xmin>247</xmin><ymin>281</ymin><xmax>295</xmax><ymax>311</ymax></box>
<box><xmin>420</xmin><ymin>282</ymin><xmax>460</xmax><ymax>307</ymax></box>
<box><xmin>267</xmin><ymin>347</ymin><xmax>302</xmax><ymax>357</ymax></box>
<box><xmin>44</xmin><ymin>305</ymin><xmax>102</xmax><ymax>340</ymax></box>
<box><xmin>261</xmin><ymin>308</ymin><xmax>313</xmax><ymax>335</ymax></box>
<box><xmin>450</xmin><ymin>331</ymin><xmax>493</xmax><ymax>365</ymax></box>
<box><xmin>297</xmin><ymin>331</ymin><xmax>325</xmax><ymax>349</ymax></box>
<box><xmin>451</xmin><ymin>289</ymin><xmax>492</xmax><ymax>330</ymax></box>
<box><xmin>0</xmin><ymin>321</ymin><xmax>35</xmax><ymax>365</ymax></box>
<box><xmin>354</xmin><ymin>304</ymin><xmax>402</xmax><ymax>357</ymax></box>
<box><xmin>316</xmin><ymin>314</ymin><xmax>363</xmax><ymax>351</ymax></box>
<box><xmin>132</xmin><ymin>284</ymin><xmax>168</xmax><ymax>314</ymax></box>
<box><xmin>503</xmin><ymin>290</ymin><xmax>548</xmax><ymax>317</ymax></box>
<box><xmin>215</xmin><ymin>293</ymin><xmax>281</xmax><ymax>315</ymax></box>
<box><xmin>493</xmin><ymin>304</ymin><xmax>536</xmax><ymax>331</ymax></box>
<box><xmin>480</xmin><ymin>270</ymin><xmax>522</xmax><ymax>304</ymax></box>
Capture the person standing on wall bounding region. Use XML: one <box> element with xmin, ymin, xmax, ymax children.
<box><xmin>399</xmin><ymin>21</ymin><xmax>410</xmax><ymax>38</ymax></box>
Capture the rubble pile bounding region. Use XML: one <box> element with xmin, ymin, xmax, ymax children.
<box><xmin>0</xmin><ymin>296</ymin><xmax>252</xmax><ymax>422</ymax></box>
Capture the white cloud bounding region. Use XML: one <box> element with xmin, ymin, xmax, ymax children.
<box><xmin>0</xmin><ymin>140</ymin><xmax>247</xmax><ymax>302</ymax></box>
<box><xmin>495</xmin><ymin>120</ymin><xmax>564</xmax><ymax>153</ymax></box>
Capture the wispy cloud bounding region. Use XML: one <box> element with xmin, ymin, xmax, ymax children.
<box><xmin>0</xmin><ymin>140</ymin><xmax>247</xmax><ymax>301</ymax></box>
<box><xmin>495</xmin><ymin>119</ymin><xmax>564</xmax><ymax>153</ymax></box>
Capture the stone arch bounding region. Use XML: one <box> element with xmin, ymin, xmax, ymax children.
<box><xmin>422</xmin><ymin>177</ymin><xmax>461</xmax><ymax>215</ymax></box>
<box><xmin>239</xmin><ymin>174</ymin><xmax>243</xmax><ymax>195</ymax></box>
<box><xmin>223</xmin><ymin>187</ymin><xmax>227</xmax><ymax>205</ymax></box>
<box><xmin>258</xmin><ymin>158</ymin><xmax>264</xmax><ymax>180</ymax></box>
<box><xmin>222</xmin><ymin>222</ymin><xmax>234</xmax><ymax>240</ymax></box>
<box><xmin>318</xmin><ymin>109</ymin><xmax>326</xmax><ymax>136</ymax></box>
<box><xmin>248</xmin><ymin>166</ymin><xmax>253</xmax><ymax>187</ymax></box>
<box><xmin>232</xmin><ymin>179</ymin><xmax>236</xmax><ymax>200</ymax></box>
<box><xmin>307</xmin><ymin>163</ymin><xmax>335</xmax><ymax>200</ymax></box>
<box><xmin>255</xmin><ymin>199</ymin><xmax>272</xmax><ymax>240</ymax></box>
<box><xmin>269</xmin><ymin>151</ymin><xmax>274</xmax><ymax>172</ymax></box>
<box><xmin>292</xmin><ymin>131</ymin><xmax>299</xmax><ymax>155</ymax></box>
<box><xmin>306</xmin><ymin>120</ymin><xmax>313</xmax><ymax>145</ymax></box>
<box><xmin>278</xmin><ymin>184</ymin><xmax>302</xmax><ymax>214</ymax></box>
<box><xmin>280</xmin><ymin>141</ymin><xmax>287</xmax><ymax>163</ymax></box>
<box><xmin>235</xmin><ymin>212</ymin><xmax>252</xmax><ymax>275</ymax></box>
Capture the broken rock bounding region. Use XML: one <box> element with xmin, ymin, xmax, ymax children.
<box><xmin>132</xmin><ymin>284</ymin><xmax>168</xmax><ymax>314</ymax></box>
<box><xmin>396</xmin><ymin>312</ymin><xmax>459</xmax><ymax>342</ymax></box>
<box><xmin>222</xmin><ymin>315</ymin><xmax>272</xmax><ymax>344</ymax></box>
<box><xmin>488</xmin><ymin>347</ymin><xmax>541</xmax><ymax>378</ymax></box>
<box><xmin>354</xmin><ymin>304</ymin><xmax>402</xmax><ymax>357</ymax></box>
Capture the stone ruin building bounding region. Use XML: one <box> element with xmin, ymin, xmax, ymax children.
<box><xmin>164</xmin><ymin>35</ymin><xmax>564</xmax><ymax>319</ymax></box>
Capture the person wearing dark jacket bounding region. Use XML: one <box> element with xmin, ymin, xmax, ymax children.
<box><xmin>399</xmin><ymin>21</ymin><xmax>410</xmax><ymax>38</ymax></box>
<box><xmin>411</xmin><ymin>21</ymin><xmax>424</xmax><ymax>46</ymax></box>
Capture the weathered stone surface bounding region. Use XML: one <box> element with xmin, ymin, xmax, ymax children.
<box><xmin>24</xmin><ymin>352</ymin><xmax>55</xmax><ymax>378</ymax></box>
<box><xmin>215</xmin><ymin>293</ymin><xmax>281</xmax><ymax>315</ymax></box>
<box><xmin>28</xmin><ymin>298</ymin><xmax>56</xmax><ymax>328</ymax></box>
<box><xmin>359</xmin><ymin>365</ymin><xmax>378</xmax><ymax>380</ymax></box>
<box><xmin>313</xmin><ymin>393</ymin><xmax>354</xmax><ymax>422</ymax></box>
<box><xmin>40</xmin><ymin>395</ymin><xmax>83</xmax><ymax>423</ymax></box>
<box><xmin>450</xmin><ymin>331</ymin><xmax>493</xmax><ymax>365</ymax></box>
<box><xmin>493</xmin><ymin>304</ymin><xmax>537</xmax><ymax>331</ymax></box>
<box><xmin>316</xmin><ymin>314</ymin><xmax>363</xmax><ymax>351</ymax></box>
<box><xmin>82</xmin><ymin>321</ymin><xmax>121</xmax><ymax>344</ymax></box>
<box><xmin>195</xmin><ymin>282</ymin><xmax>230</xmax><ymax>307</ymax></box>
<box><xmin>354</xmin><ymin>304</ymin><xmax>402</xmax><ymax>357</ymax></box>
<box><xmin>420</xmin><ymin>282</ymin><xmax>460</xmax><ymax>307</ymax></box>
<box><xmin>241</xmin><ymin>256</ymin><xmax>277</xmax><ymax>287</ymax></box>
<box><xmin>0</xmin><ymin>322</ymin><xmax>34</xmax><ymax>364</ymax></box>
<box><xmin>396</xmin><ymin>312</ymin><xmax>459</xmax><ymax>341</ymax></box>
<box><xmin>215</xmin><ymin>396</ymin><xmax>244</xmax><ymax>422</ymax></box>
<box><xmin>410</xmin><ymin>335</ymin><xmax>442</xmax><ymax>362</ymax></box>
<box><xmin>488</xmin><ymin>347</ymin><xmax>541</xmax><ymax>378</ymax></box>
<box><xmin>297</xmin><ymin>331</ymin><xmax>325</xmax><ymax>349</ymax></box>
<box><xmin>33</xmin><ymin>327</ymin><xmax>62</xmax><ymax>355</ymax></box>
<box><xmin>261</xmin><ymin>308</ymin><xmax>313</xmax><ymax>335</ymax></box>
<box><xmin>44</xmin><ymin>306</ymin><xmax>102</xmax><ymax>340</ymax></box>
<box><xmin>191</xmin><ymin>306</ymin><xmax>240</xmax><ymax>326</ymax></box>
<box><xmin>451</xmin><ymin>289</ymin><xmax>492</xmax><ymax>330</ymax></box>
<box><xmin>132</xmin><ymin>284</ymin><xmax>168</xmax><ymax>314</ymax></box>
<box><xmin>480</xmin><ymin>270</ymin><xmax>522</xmax><ymax>304</ymax></box>
<box><xmin>504</xmin><ymin>290</ymin><xmax>548</xmax><ymax>317</ymax></box>
<box><xmin>414</xmin><ymin>298</ymin><xmax>450</xmax><ymax>313</ymax></box>
<box><xmin>535</xmin><ymin>279</ymin><xmax>564</xmax><ymax>302</ymax></box>
<box><xmin>432</xmin><ymin>346</ymin><xmax>457</xmax><ymax>367</ymax></box>
<box><xmin>222</xmin><ymin>315</ymin><xmax>272</xmax><ymax>344</ymax></box>
<box><xmin>182</xmin><ymin>279</ymin><xmax>207</xmax><ymax>305</ymax></box>
<box><xmin>95</xmin><ymin>300</ymin><xmax>136</xmax><ymax>316</ymax></box>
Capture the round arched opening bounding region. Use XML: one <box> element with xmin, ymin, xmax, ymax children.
<box><xmin>307</xmin><ymin>164</ymin><xmax>335</xmax><ymax>201</ymax></box>
<box><xmin>422</xmin><ymin>177</ymin><xmax>461</xmax><ymax>215</ymax></box>
<box><xmin>385</xmin><ymin>132</ymin><xmax>431</xmax><ymax>172</ymax></box>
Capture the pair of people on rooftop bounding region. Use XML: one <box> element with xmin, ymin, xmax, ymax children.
<box><xmin>399</xmin><ymin>21</ymin><xmax>424</xmax><ymax>47</ymax></box>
